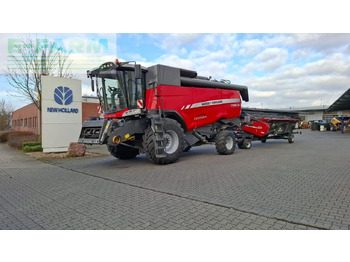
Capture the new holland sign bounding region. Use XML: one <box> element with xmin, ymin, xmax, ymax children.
<box><xmin>47</xmin><ymin>86</ymin><xmax>79</xmax><ymax>114</ymax></box>
<box><xmin>41</xmin><ymin>76</ymin><xmax>82</xmax><ymax>153</ymax></box>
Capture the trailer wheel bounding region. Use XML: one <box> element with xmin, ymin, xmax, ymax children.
<box><xmin>215</xmin><ymin>131</ymin><xmax>236</xmax><ymax>155</ymax></box>
<box><xmin>143</xmin><ymin>118</ymin><xmax>184</xmax><ymax>165</ymax></box>
<box><xmin>261</xmin><ymin>138</ymin><xmax>267</xmax><ymax>143</ymax></box>
<box><xmin>238</xmin><ymin>139</ymin><xmax>251</xmax><ymax>149</ymax></box>
<box><xmin>107</xmin><ymin>144</ymin><xmax>139</xmax><ymax>160</ymax></box>
<box><xmin>288</xmin><ymin>134</ymin><xmax>295</xmax><ymax>143</ymax></box>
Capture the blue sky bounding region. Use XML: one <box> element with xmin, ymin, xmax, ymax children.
<box><xmin>1</xmin><ymin>33</ymin><xmax>350</xmax><ymax>110</ymax></box>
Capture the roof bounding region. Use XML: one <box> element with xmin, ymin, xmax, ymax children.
<box><xmin>326</xmin><ymin>88</ymin><xmax>350</xmax><ymax>112</ymax></box>
<box><xmin>275</xmin><ymin>106</ymin><xmax>329</xmax><ymax>112</ymax></box>
<box><xmin>243</xmin><ymin>107</ymin><xmax>295</xmax><ymax>113</ymax></box>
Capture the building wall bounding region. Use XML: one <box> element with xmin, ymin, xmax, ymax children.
<box><xmin>299</xmin><ymin>112</ymin><xmax>324</xmax><ymax>122</ymax></box>
<box><xmin>12</xmin><ymin>100</ymin><xmax>100</xmax><ymax>134</ymax></box>
<box><xmin>82</xmin><ymin>102</ymin><xmax>100</xmax><ymax>122</ymax></box>
<box><xmin>11</xmin><ymin>103</ymin><xmax>40</xmax><ymax>135</ymax></box>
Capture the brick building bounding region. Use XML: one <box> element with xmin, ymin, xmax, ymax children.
<box><xmin>12</xmin><ymin>103</ymin><xmax>40</xmax><ymax>134</ymax></box>
<box><xmin>12</xmin><ymin>96</ymin><xmax>100</xmax><ymax>134</ymax></box>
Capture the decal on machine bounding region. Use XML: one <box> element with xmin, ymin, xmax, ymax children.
<box><xmin>194</xmin><ymin>114</ymin><xmax>207</xmax><ymax>121</ymax></box>
<box><xmin>181</xmin><ymin>98</ymin><xmax>240</xmax><ymax>110</ymax></box>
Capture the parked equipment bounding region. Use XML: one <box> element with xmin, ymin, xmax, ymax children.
<box><xmin>235</xmin><ymin>118</ymin><xmax>299</xmax><ymax>149</ymax></box>
<box><xmin>79</xmin><ymin>60</ymin><xmax>249</xmax><ymax>164</ymax></box>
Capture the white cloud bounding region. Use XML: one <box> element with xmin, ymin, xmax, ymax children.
<box><xmin>242</xmin><ymin>48</ymin><xmax>288</xmax><ymax>73</ymax></box>
<box><xmin>154</xmin><ymin>54</ymin><xmax>195</xmax><ymax>69</ymax></box>
<box><xmin>148</xmin><ymin>33</ymin><xmax>202</xmax><ymax>51</ymax></box>
<box><xmin>292</xmin><ymin>33</ymin><xmax>350</xmax><ymax>53</ymax></box>
<box><xmin>253</xmin><ymin>91</ymin><xmax>276</xmax><ymax>97</ymax></box>
<box><xmin>238</xmin><ymin>38</ymin><xmax>264</xmax><ymax>56</ymax></box>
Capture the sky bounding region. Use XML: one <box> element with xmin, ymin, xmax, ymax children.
<box><xmin>1</xmin><ymin>33</ymin><xmax>350</xmax><ymax>110</ymax></box>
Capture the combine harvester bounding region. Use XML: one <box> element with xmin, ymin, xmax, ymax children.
<box><xmin>79</xmin><ymin>60</ymin><xmax>298</xmax><ymax>164</ymax></box>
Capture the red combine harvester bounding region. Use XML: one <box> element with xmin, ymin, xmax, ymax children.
<box><xmin>78</xmin><ymin>60</ymin><xmax>297</xmax><ymax>164</ymax></box>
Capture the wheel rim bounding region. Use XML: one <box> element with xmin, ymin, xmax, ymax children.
<box><xmin>246</xmin><ymin>140</ymin><xmax>251</xmax><ymax>148</ymax></box>
<box><xmin>164</xmin><ymin>130</ymin><xmax>179</xmax><ymax>154</ymax></box>
<box><xmin>225</xmin><ymin>136</ymin><xmax>234</xmax><ymax>150</ymax></box>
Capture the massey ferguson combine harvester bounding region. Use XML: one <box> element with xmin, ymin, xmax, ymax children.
<box><xmin>79</xmin><ymin>60</ymin><xmax>297</xmax><ymax>164</ymax></box>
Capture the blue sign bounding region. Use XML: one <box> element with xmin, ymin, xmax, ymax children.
<box><xmin>54</xmin><ymin>86</ymin><xmax>73</xmax><ymax>105</ymax></box>
<box><xmin>47</xmin><ymin>86</ymin><xmax>79</xmax><ymax>114</ymax></box>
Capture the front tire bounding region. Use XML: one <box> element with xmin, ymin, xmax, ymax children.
<box><xmin>215</xmin><ymin>131</ymin><xmax>236</xmax><ymax>155</ymax></box>
<box><xmin>143</xmin><ymin>118</ymin><xmax>184</xmax><ymax>165</ymax></box>
<box><xmin>107</xmin><ymin>144</ymin><xmax>139</xmax><ymax>160</ymax></box>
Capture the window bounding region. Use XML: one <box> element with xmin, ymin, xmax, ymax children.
<box><xmin>24</xmin><ymin>118</ymin><xmax>28</xmax><ymax>127</ymax></box>
<box><xmin>20</xmin><ymin>119</ymin><xmax>23</xmax><ymax>127</ymax></box>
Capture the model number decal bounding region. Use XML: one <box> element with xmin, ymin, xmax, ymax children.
<box><xmin>181</xmin><ymin>98</ymin><xmax>240</xmax><ymax>110</ymax></box>
<box><xmin>194</xmin><ymin>114</ymin><xmax>207</xmax><ymax>120</ymax></box>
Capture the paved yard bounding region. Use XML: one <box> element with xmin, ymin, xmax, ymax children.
<box><xmin>0</xmin><ymin>130</ymin><xmax>349</xmax><ymax>229</ymax></box>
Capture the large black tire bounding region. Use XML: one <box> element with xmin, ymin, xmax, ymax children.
<box><xmin>238</xmin><ymin>139</ymin><xmax>252</xmax><ymax>149</ymax></box>
<box><xmin>288</xmin><ymin>134</ymin><xmax>295</xmax><ymax>143</ymax></box>
<box><xmin>142</xmin><ymin>118</ymin><xmax>184</xmax><ymax>165</ymax></box>
<box><xmin>215</xmin><ymin>131</ymin><xmax>236</xmax><ymax>155</ymax></box>
<box><xmin>107</xmin><ymin>144</ymin><xmax>139</xmax><ymax>160</ymax></box>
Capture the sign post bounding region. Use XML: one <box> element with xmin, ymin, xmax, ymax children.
<box><xmin>41</xmin><ymin>76</ymin><xmax>82</xmax><ymax>153</ymax></box>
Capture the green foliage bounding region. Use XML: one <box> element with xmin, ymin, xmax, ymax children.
<box><xmin>22</xmin><ymin>141</ymin><xmax>41</xmax><ymax>147</ymax></box>
<box><xmin>65</xmin><ymin>154</ymin><xmax>78</xmax><ymax>158</ymax></box>
<box><xmin>22</xmin><ymin>144</ymin><xmax>42</xmax><ymax>152</ymax></box>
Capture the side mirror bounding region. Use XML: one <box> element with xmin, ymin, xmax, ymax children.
<box><xmin>91</xmin><ymin>78</ymin><xmax>95</xmax><ymax>92</ymax></box>
<box><xmin>135</xmin><ymin>64</ymin><xmax>142</xmax><ymax>79</ymax></box>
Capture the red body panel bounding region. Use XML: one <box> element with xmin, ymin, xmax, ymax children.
<box><xmin>145</xmin><ymin>85</ymin><xmax>242</xmax><ymax>131</ymax></box>
<box><xmin>242</xmin><ymin>121</ymin><xmax>270</xmax><ymax>137</ymax></box>
<box><xmin>103</xmin><ymin>108</ymin><xmax>129</xmax><ymax>119</ymax></box>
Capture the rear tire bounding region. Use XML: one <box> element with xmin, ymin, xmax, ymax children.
<box><xmin>107</xmin><ymin>144</ymin><xmax>139</xmax><ymax>160</ymax></box>
<box><xmin>238</xmin><ymin>139</ymin><xmax>252</xmax><ymax>149</ymax></box>
<box><xmin>288</xmin><ymin>134</ymin><xmax>295</xmax><ymax>143</ymax></box>
<box><xmin>215</xmin><ymin>131</ymin><xmax>236</xmax><ymax>155</ymax></box>
<box><xmin>143</xmin><ymin>118</ymin><xmax>184</xmax><ymax>165</ymax></box>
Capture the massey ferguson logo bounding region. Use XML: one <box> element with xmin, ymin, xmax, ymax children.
<box><xmin>47</xmin><ymin>86</ymin><xmax>79</xmax><ymax>114</ymax></box>
<box><xmin>54</xmin><ymin>86</ymin><xmax>73</xmax><ymax>105</ymax></box>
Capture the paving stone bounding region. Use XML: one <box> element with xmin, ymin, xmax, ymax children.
<box><xmin>1</xmin><ymin>130</ymin><xmax>349</xmax><ymax>230</ymax></box>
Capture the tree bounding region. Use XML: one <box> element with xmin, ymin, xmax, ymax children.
<box><xmin>5</xmin><ymin>36</ymin><xmax>74</xmax><ymax>111</ymax></box>
<box><xmin>0</xmin><ymin>99</ymin><xmax>13</xmax><ymax>131</ymax></box>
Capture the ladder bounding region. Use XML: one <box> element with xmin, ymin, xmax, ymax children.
<box><xmin>151</xmin><ymin>115</ymin><xmax>166</xmax><ymax>158</ymax></box>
